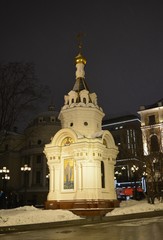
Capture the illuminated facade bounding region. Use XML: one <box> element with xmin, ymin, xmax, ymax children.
<box><xmin>138</xmin><ymin>99</ymin><xmax>163</xmax><ymax>155</ymax></box>
<box><xmin>44</xmin><ymin>48</ymin><xmax>119</xmax><ymax>210</ymax></box>
<box><xmin>102</xmin><ymin>115</ymin><xmax>144</xmax><ymax>186</ymax></box>
<box><xmin>138</xmin><ymin>99</ymin><xmax>163</xmax><ymax>193</ymax></box>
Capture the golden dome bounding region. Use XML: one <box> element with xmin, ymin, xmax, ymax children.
<box><xmin>75</xmin><ymin>53</ymin><xmax>86</xmax><ymax>65</ymax></box>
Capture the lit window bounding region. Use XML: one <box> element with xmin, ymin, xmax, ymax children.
<box><xmin>127</xmin><ymin>130</ymin><xmax>130</xmax><ymax>149</ymax></box>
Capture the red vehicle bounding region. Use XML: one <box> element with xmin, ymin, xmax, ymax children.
<box><xmin>116</xmin><ymin>186</ymin><xmax>144</xmax><ymax>200</ymax></box>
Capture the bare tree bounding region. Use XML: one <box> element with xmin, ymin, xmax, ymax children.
<box><xmin>0</xmin><ymin>62</ymin><xmax>47</xmax><ymax>132</ymax></box>
<box><xmin>139</xmin><ymin>129</ymin><xmax>162</xmax><ymax>201</ymax></box>
<box><xmin>143</xmin><ymin>152</ymin><xmax>163</xmax><ymax>203</ymax></box>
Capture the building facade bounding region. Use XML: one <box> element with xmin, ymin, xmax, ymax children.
<box><xmin>0</xmin><ymin>130</ymin><xmax>26</xmax><ymax>208</ymax></box>
<box><xmin>138</xmin><ymin>99</ymin><xmax>163</xmax><ymax>193</ymax></box>
<box><xmin>102</xmin><ymin>115</ymin><xmax>144</xmax><ymax>188</ymax></box>
<box><xmin>0</xmin><ymin>106</ymin><xmax>61</xmax><ymax>207</ymax></box>
<box><xmin>138</xmin><ymin>99</ymin><xmax>163</xmax><ymax>155</ymax></box>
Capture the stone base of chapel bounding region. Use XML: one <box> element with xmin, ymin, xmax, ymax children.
<box><xmin>45</xmin><ymin>199</ymin><xmax>120</xmax><ymax>217</ymax></box>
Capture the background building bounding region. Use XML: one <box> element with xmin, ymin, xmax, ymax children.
<box><xmin>138</xmin><ymin>99</ymin><xmax>163</xmax><ymax>155</ymax></box>
<box><xmin>0</xmin><ymin>130</ymin><xmax>24</xmax><ymax>208</ymax></box>
<box><xmin>0</xmin><ymin>106</ymin><xmax>61</xmax><ymax>207</ymax></box>
<box><xmin>138</xmin><ymin>99</ymin><xmax>163</xmax><ymax>196</ymax></box>
<box><xmin>102</xmin><ymin>115</ymin><xmax>144</xmax><ymax>189</ymax></box>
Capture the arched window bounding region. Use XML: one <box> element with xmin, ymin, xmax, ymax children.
<box><xmin>150</xmin><ymin>135</ymin><xmax>159</xmax><ymax>152</ymax></box>
<box><xmin>83</xmin><ymin>97</ymin><xmax>86</xmax><ymax>104</ymax></box>
<box><xmin>103</xmin><ymin>139</ymin><xmax>107</xmax><ymax>147</ymax></box>
<box><xmin>101</xmin><ymin>161</ymin><xmax>105</xmax><ymax>188</ymax></box>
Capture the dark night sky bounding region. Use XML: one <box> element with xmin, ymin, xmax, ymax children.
<box><xmin>1</xmin><ymin>0</ymin><xmax>163</xmax><ymax>122</ymax></box>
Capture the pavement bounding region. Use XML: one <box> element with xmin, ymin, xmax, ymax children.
<box><xmin>0</xmin><ymin>210</ymin><xmax>163</xmax><ymax>234</ymax></box>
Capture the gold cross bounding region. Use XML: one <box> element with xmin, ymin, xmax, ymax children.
<box><xmin>76</xmin><ymin>32</ymin><xmax>85</xmax><ymax>53</ymax></box>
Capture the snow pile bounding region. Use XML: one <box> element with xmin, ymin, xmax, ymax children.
<box><xmin>0</xmin><ymin>206</ymin><xmax>81</xmax><ymax>226</ymax></box>
<box><xmin>0</xmin><ymin>200</ymin><xmax>163</xmax><ymax>227</ymax></box>
<box><xmin>106</xmin><ymin>199</ymin><xmax>163</xmax><ymax>216</ymax></box>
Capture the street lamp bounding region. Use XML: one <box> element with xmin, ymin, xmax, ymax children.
<box><xmin>0</xmin><ymin>166</ymin><xmax>10</xmax><ymax>175</ymax></box>
<box><xmin>115</xmin><ymin>166</ymin><xmax>127</xmax><ymax>182</ymax></box>
<box><xmin>46</xmin><ymin>173</ymin><xmax>50</xmax><ymax>179</ymax></box>
<box><xmin>21</xmin><ymin>164</ymin><xmax>31</xmax><ymax>205</ymax></box>
<box><xmin>131</xmin><ymin>165</ymin><xmax>139</xmax><ymax>199</ymax></box>
<box><xmin>115</xmin><ymin>170</ymin><xmax>122</xmax><ymax>178</ymax></box>
<box><xmin>0</xmin><ymin>167</ymin><xmax>10</xmax><ymax>208</ymax></box>
<box><xmin>2</xmin><ymin>174</ymin><xmax>10</xmax><ymax>181</ymax></box>
<box><xmin>131</xmin><ymin>165</ymin><xmax>139</xmax><ymax>173</ymax></box>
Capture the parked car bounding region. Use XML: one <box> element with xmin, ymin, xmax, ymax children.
<box><xmin>116</xmin><ymin>186</ymin><xmax>144</xmax><ymax>200</ymax></box>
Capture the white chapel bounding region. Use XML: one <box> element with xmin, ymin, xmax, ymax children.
<box><xmin>44</xmin><ymin>44</ymin><xmax>119</xmax><ymax>212</ymax></box>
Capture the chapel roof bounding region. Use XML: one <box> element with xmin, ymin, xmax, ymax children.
<box><xmin>72</xmin><ymin>77</ymin><xmax>90</xmax><ymax>92</ymax></box>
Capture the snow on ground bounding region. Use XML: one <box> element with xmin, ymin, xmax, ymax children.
<box><xmin>106</xmin><ymin>199</ymin><xmax>163</xmax><ymax>216</ymax></box>
<box><xmin>0</xmin><ymin>199</ymin><xmax>163</xmax><ymax>227</ymax></box>
<box><xmin>0</xmin><ymin>206</ymin><xmax>81</xmax><ymax>226</ymax></box>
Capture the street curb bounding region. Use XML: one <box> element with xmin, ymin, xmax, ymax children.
<box><xmin>0</xmin><ymin>210</ymin><xmax>163</xmax><ymax>234</ymax></box>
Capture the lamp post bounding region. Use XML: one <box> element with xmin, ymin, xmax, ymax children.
<box><xmin>21</xmin><ymin>164</ymin><xmax>31</xmax><ymax>205</ymax></box>
<box><xmin>131</xmin><ymin>165</ymin><xmax>139</xmax><ymax>180</ymax></box>
<box><xmin>131</xmin><ymin>165</ymin><xmax>139</xmax><ymax>199</ymax></box>
<box><xmin>0</xmin><ymin>167</ymin><xmax>10</xmax><ymax>208</ymax></box>
<box><xmin>115</xmin><ymin>170</ymin><xmax>122</xmax><ymax>181</ymax></box>
<box><xmin>115</xmin><ymin>165</ymin><xmax>127</xmax><ymax>183</ymax></box>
